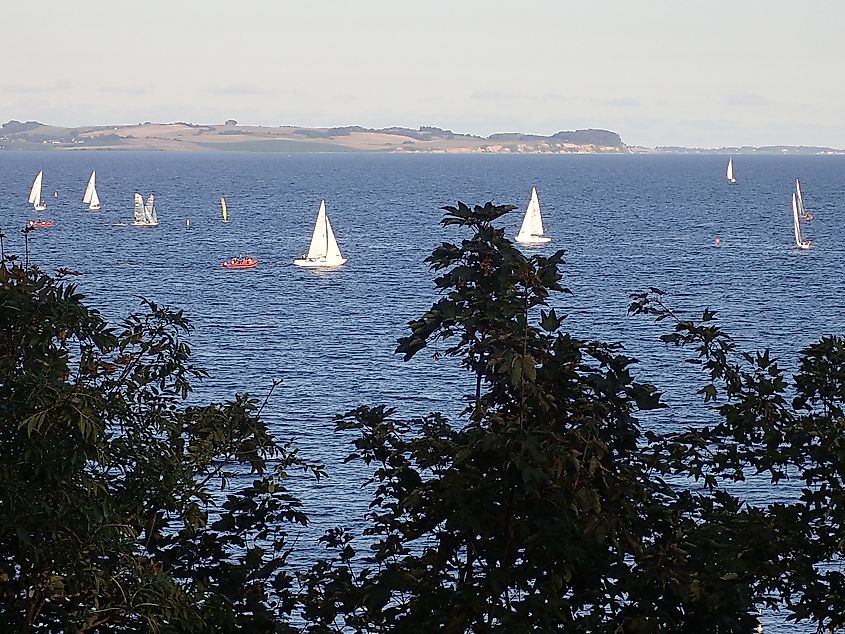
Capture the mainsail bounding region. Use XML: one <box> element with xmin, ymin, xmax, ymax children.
<box><xmin>305</xmin><ymin>200</ymin><xmax>330</xmax><ymax>260</ymax></box>
<box><xmin>133</xmin><ymin>193</ymin><xmax>146</xmax><ymax>223</ymax></box>
<box><xmin>221</xmin><ymin>196</ymin><xmax>229</xmax><ymax>222</ymax></box>
<box><xmin>144</xmin><ymin>194</ymin><xmax>158</xmax><ymax>224</ymax></box>
<box><xmin>83</xmin><ymin>171</ymin><xmax>100</xmax><ymax>210</ymax></box>
<box><xmin>516</xmin><ymin>187</ymin><xmax>551</xmax><ymax>244</ymax></box>
<box><xmin>29</xmin><ymin>171</ymin><xmax>46</xmax><ymax>210</ymax></box>
<box><xmin>795</xmin><ymin>179</ymin><xmax>809</xmax><ymax>219</ymax></box>
<box><xmin>792</xmin><ymin>192</ymin><xmax>809</xmax><ymax>248</ymax></box>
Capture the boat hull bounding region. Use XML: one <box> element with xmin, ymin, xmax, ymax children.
<box><xmin>294</xmin><ymin>257</ymin><xmax>347</xmax><ymax>268</ymax></box>
<box><xmin>222</xmin><ymin>261</ymin><xmax>257</xmax><ymax>269</ymax></box>
<box><xmin>131</xmin><ymin>221</ymin><xmax>159</xmax><ymax>227</ymax></box>
<box><xmin>516</xmin><ymin>235</ymin><xmax>552</xmax><ymax>245</ymax></box>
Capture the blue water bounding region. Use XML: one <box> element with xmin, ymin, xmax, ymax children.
<box><xmin>2</xmin><ymin>151</ymin><xmax>843</xmax><ymax>630</ymax></box>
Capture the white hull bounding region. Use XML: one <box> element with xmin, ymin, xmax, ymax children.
<box><xmin>89</xmin><ymin>204</ymin><xmax>101</xmax><ymax>211</ymax></box>
<box><xmin>294</xmin><ymin>257</ymin><xmax>347</xmax><ymax>268</ymax></box>
<box><xmin>515</xmin><ymin>235</ymin><xmax>552</xmax><ymax>245</ymax></box>
<box><xmin>33</xmin><ymin>203</ymin><xmax>47</xmax><ymax>212</ymax></box>
<box><xmin>131</xmin><ymin>220</ymin><xmax>159</xmax><ymax>227</ymax></box>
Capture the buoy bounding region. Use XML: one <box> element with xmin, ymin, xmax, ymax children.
<box><xmin>185</xmin><ymin>218</ymin><xmax>191</xmax><ymax>228</ymax></box>
<box><xmin>714</xmin><ymin>236</ymin><xmax>721</xmax><ymax>245</ymax></box>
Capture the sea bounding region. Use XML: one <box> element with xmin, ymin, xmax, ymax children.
<box><xmin>2</xmin><ymin>151</ymin><xmax>844</xmax><ymax>631</ymax></box>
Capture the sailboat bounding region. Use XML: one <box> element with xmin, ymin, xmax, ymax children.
<box><xmin>515</xmin><ymin>186</ymin><xmax>551</xmax><ymax>245</ymax></box>
<box><xmin>795</xmin><ymin>179</ymin><xmax>813</xmax><ymax>221</ymax></box>
<box><xmin>792</xmin><ymin>192</ymin><xmax>811</xmax><ymax>250</ymax></box>
<box><xmin>82</xmin><ymin>170</ymin><xmax>101</xmax><ymax>211</ymax></box>
<box><xmin>221</xmin><ymin>196</ymin><xmax>230</xmax><ymax>223</ymax></box>
<box><xmin>132</xmin><ymin>193</ymin><xmax>159</xmax><ymax>226</ymax></box>
<box><xmin>293</xmin><ymin>199</ymin><xmax>347</xmax><ymax>268</ymax></box>
<box><xmin>28</xmin><ymin>171</ymin><xmax>47</xmax><ymax>211</ymax></box>
<box><xmin>726</xmin><ymin>158</ymin><xmax>736</xmax><ymax>184</ymax></box>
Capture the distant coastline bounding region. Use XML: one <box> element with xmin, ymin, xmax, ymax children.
<box><xmin>1</xmin><ymin>120</ymin><xmax>842</xmax><ymax>155</ymax></box>
<box><xmin>631</xmin><ymin>145</ymin><xmax>845</xmax><ymax>156</ymax></box>
<box><xmin>0</xmin><ymin>120</ymin><xmax>627</xmax><ymax>154</ymax></box>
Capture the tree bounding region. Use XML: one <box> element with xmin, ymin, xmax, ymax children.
<box><xmin>299</xmin><ymin>202</ymin><xmax>834</xmax><ymax>633</ymax></box>
<box><xmin>0</xmin><ymin>261</ymin><xmax>322</xmax><ymax>632</ymax></box>
<box><xmin>8</xmin><ymin>201</ymin><xmax>845</xmax><ymax>632</ymax></box>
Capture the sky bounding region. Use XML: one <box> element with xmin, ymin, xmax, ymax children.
<box><xmin>3</xmin><ymin>1</ymin><xmax>844</xmax><ymax>148</ymax></box>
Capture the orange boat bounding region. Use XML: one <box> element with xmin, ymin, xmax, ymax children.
<box><xmin>222</xmin><ymin>256</ymin><xmax>257</xmax><ymax>269</ymax></box>
<box><xmin>27</xmin><ymin>220</ymin><xmax>54</xmax><ymax>229</ymax></box>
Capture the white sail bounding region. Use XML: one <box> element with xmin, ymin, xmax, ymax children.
<box><xmin>83</xmin><ymin>171</ymin><xmax>100</xmax><ymax>210</ymax></box>
<box><xmin>795</xmin><ymin>179</ymin><xmax>808</xmax><ymax>219</ymax></box>
<box><xmin>144</xmin><ymin>194</ymin><xmax>158</xmax><ymax>225</ymax></box>
<box><xmin>792</xmin><ymin>192</ymin><xmax>810</xmax><ymax>249</ymax></box>
<box><xmin>221</xmin><ymin>196</ymin><xmax>229</xmax><ymax>222</ymax></box>
<box><xmin>132</xmin><ymin>193</ymin><xmax>159</xmax><ymax>226</ymax></box>
<box><xmin>29</xmin><ymin>171</ymin><xmax>47</xmax><ymax>210</ymax></box>
<box><xmin>133</xmin><ymin>193</ymin><xmax>145</xmax><ymax>223</ymax></box>
<box><xmin>294</xmin><ymin>199</ymin><xmax>347</xmax><ymax>267</ymax></box>
<box><xmin>325</xmin><ymin>213</ymin><xmax>344</xmax><ymax>261</ymax></box>
<box><xmin>83</xmin><ymin>171</ymin><xmax>95</xmax><ymax>203</ymax></box>
<box><xmin>89</xmin><ymin>185</ymin><xmax>100</xmax><ymax>210</ymax></box>
<box><xmin>305</xmin><ymin>200</ymin><xmax>329</xmax><ymax>259</ymax></box>
<box><xmin>726</xmin><ymin>158</ymin><xmax>736</xmax><ymax>183</ymax></box>
<box><xmin>515</xmin><ymin>186</ymin><xmax>551</xmax><ymax>244</ymax></box>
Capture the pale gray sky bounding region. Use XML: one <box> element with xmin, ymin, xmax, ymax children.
<box><xmin>3</xmin><ymin>1</ymin><xmax>843</xmax><ymax>147</ymax></box>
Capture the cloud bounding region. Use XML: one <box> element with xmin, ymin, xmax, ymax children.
<box><xmin>99</xmin><ymin>85</ymin><xmax>152</xmax><ymax>95</ymax></box>
<box><xmin>2</xmin><ymin>80</ymin><xmax>72</xmax><ymax>94</ymax></box>
<box><xmin>470</xmin><ymin>91</ymin><xmax>575</xmax><ymax>103</ymax></box>
<box><xmin>723</xmin><ymin>93</ymin><xmax>773</xmax><ymax>107</ymax></box>
<box><xmin>208</xmin><ymin>84</ymin><xmax>276</xmax><ymax>96</ymax></box>
<box><xmin>469</xmin><ymin>90</ymin><xmax>522</xmax><ymax>101</ymax></box>
<box><xmin>592</xmin><ymin>97</ymin><xmax>642</xmax><ymax>109</ymax></box>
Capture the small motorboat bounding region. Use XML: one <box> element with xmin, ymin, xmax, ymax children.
<box><xmin>27</xmin><ymin>220</ymin><xmax>54</xmax><ymax>229</ymax></box>
<box><xmin>222</xmin><ymin>256</ymin><xmax>258</xmax><ymax>269</ymax></box>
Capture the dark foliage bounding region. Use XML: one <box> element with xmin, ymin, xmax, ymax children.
<box><xmin>299</xmin><ymin>203</ymin><xmax>844</xmax><ymax>633</ymax></box>
<box><xmin>0</xmin><ymin>263</ymin><xmax>323</xmax><ymax>632</ymax></box>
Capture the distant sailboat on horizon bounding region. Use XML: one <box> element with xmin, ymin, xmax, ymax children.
<box><xmin>83</xmin><ymin>170</ymin><xmax>101</xmax><ymax>211</ymax></box>
<box><xmin>293</xmin><ymin>199</ymin><xmax>347</xmax><ymax>268</ymax></box>
<box><xmin>792</xmin><ymin>192</ymin><xmax>811</xmax><ymax>250</ymax></box>
<box><xmin>221</xmin><ymin>196</ymin><xmax>230</xmax><ymax>223</ymax></box>
<box><xmin>28</xmin><ymin>171</ymin><xmax>47</xmax><ymax>211</ymax></box>
<box><xmin>726</xmin><ymin>158</ymin><xmax>736</xmax><ymax>184</ymax></box>
<box><xmin>515</xmin><ymin>186</ymin><xmax>551</xmax><ymax>245</ymax></box>
<box><xmin>132</xmin><ymin>193</ymin><xmax>159</xmax><ymax>226</ymax></box>
<box><xmin>795</xmin><ymin>179</ymin><xmax>813</xmax><ymax>221</ymax></box>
